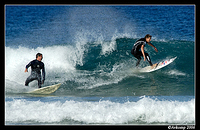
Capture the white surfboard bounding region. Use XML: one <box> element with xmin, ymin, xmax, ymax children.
<box><xmin>26</xmin><ymin>83</ymin><xmax>61</xmax><ymax>94</ymax></box>
<box><xmin>140</xmin><ymin>57</ymin><xmax>177</xmax><ymax>73</ymax></box>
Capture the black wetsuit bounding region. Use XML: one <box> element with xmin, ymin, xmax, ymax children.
<box><xmin>25</xmin><ymin>59</ymin><xmax>45</xmax><ymax>88</ymax></box>
<box><xmin>131</xmin><ymin>38</ymin><xmax>153</xmax><ymax>66</ymax></box>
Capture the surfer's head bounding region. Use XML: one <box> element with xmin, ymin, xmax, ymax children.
<box><xmin>36</xmin><ymin>53</ymin><xmax>43</xmax><ymax>61</ymax></box>
<box><xmin>145</xmin><ymin>34</ymin><xmax>152</xmax><ymax>43</ymax></box>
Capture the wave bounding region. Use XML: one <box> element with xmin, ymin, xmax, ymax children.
<box><xmin>5</xmin><ymin>37</ymin><xmax>194</xmax><ymax>96</ymax></box>
<box><xmin>5</xmin><ymin>96</ymin><xmax>195</xmax><ymax>124</ymax></box>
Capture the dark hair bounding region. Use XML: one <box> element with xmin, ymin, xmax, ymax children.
<box><xmin>144</xmin><ymin>34</ymin><xmax>152</xmax><ymax>39</ymax></box>
<box><xmin>36</xmin><ymin>53</ymin><xmax>42</xmax><ymax>58</ymax></box>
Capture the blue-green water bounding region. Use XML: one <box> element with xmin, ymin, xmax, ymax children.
<box><xmin>5</xmin><ymin>5</ymin><xmax>195</xmax><ymax>125</ymax></box>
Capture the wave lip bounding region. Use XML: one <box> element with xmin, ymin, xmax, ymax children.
<box><xmin>5</xmin><ymin>96</ymin><xmax>195</xmax><ymax>124</ymax></box>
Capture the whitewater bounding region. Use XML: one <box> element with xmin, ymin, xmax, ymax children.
<box><xmin>5</xmin><ymin>5</ymin><xmax>195</xmax><ymax>125</ymax></box>
<box><xmin>6</xmin><ymin>96</ymin><xmax>194</xmax><ymax>124</ymax></box>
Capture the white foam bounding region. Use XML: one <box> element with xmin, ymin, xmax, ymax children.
<box><xmin>5</xmin><ymin>45</ymin><xmax>85</xmax><ymax>83</ymax></box>
<box><xmin>76</xmin><ymin>59</ymin><xmax>144</xmax><ymax>89</ymax></box>
<box><xmin>100</xmin><ymin>31</ymin><xmax>136</xmax><ymax>56</ymax></box>
<box><xmin>166</xmin><ymin>70</ymin><xmax>186</xmax><ymax>76</ymax></box>
<box><xmin>5</xmin><ymin>79</ymin><xmax>34</xmax><ymax>93</ymax></box>
<box><xmin>5</xmin><ymin>97</ymin><xmax>195</xmax><ymax>124</ymax></box>
<box><xmin>101</xmin><ymin>40</ymin><xmax>116</xmax><ymax>56</ymax></box>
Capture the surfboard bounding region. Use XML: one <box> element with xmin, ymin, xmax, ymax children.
<box><xmin>26</xmin><ymin>83</ymin><xmax>61</xmax><ymax>94</ymax></box>
<box><xmin>139</xmin><ymin>57</ymin><xmax>177</xmax><ymax>73</ymax></box>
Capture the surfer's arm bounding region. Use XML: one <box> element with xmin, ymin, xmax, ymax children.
<box><xmin>25</xmin><ymin>61</ymin><xmax>32</xmax><ymax>72</ymax></box>
<box><xmin>141</xmin><ymin>45</ymin><xmax>146</xmax><ymax>61</ymax></box>
<box><xmin>147</xmin><ymin>42</ymin><xmax>158</xmax><ymax>52</ymax></box>
<box><xmin>25</xmin><ymin>68</ymin><xmax>28</xmax><ymax>72</ymax></box>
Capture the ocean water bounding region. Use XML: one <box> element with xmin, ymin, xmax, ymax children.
<box><xmin>5</xmin><ymin>5</ymin><xmax>195</xmax><ymax>125</ymax></box>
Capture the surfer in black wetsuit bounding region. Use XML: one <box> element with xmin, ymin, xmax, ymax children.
<box><xmin>131</xmin><ymin>34</ymin><xmax>158</xmax><ymax>67</ymax></box>
<box><xmin>25</xmin><ymin>53</ymin><xmax>45</xmax><ymax>88</ymax></box>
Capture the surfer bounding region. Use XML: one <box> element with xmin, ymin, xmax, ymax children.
<box><xmin>24</xmin><ymin>53</ymin><xmax>45</xmax><ymax>88</ymax></box>
<box><xmin>131</xmin><ymin>34</ymin><xmax>158</xmax><ymax>68</ymax></box>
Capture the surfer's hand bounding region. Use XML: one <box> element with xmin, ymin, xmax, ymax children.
<box><xmin>144</xmin><ymin>57</ymin><xmax>146</xmax><ymax>61</ymax></box>
<box><xmin>154</xmin><ymin>47</ymin><xmax>158</xmax><ymax>52</ymax></box>
<box><xmin>25</xmin><ymin>68</ymin><xmax>28</xmax><ymax>72</ymax></box>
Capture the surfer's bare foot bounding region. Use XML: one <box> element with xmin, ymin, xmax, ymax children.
<box><xmin>151</xmin><ymin>63</ymin><xmax>158</xmax><ymax>69</ymax></box>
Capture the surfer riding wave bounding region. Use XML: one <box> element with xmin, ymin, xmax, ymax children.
<box><xmin>131</xmin><ymin>34</ymin><xmax>158</xmax><ymax>68</ymax></box>
<box><xmin>24</xmin><ymin>53</ymin><xmax>45</xmax><ymax>88</ymax></box>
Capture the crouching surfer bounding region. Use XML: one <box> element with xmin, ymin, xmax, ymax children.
<box><xmin>131</xmin><ymin>34</ymin><xmax>158</xmax><ymax>68</ymax></box>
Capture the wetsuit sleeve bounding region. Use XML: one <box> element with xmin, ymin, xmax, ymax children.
<box><xmin>42</xmin><ymin>64</ymin><xmax>45</xmax><ymax>81</ymax></box>
<box><xmin>26</xmin><ymin>61</ymin><xmax>32</xmax><ymax>69</ymax></box>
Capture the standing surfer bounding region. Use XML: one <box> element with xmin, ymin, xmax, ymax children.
<box><xmin>131</xmin><ymin>34</ymin><xmax>158</xmax><ymax>68</ymax></box>
<box><xmin>24</xmin><ymin>53</ymin><xmax>45</xmax><ymax>88</ymax></box>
